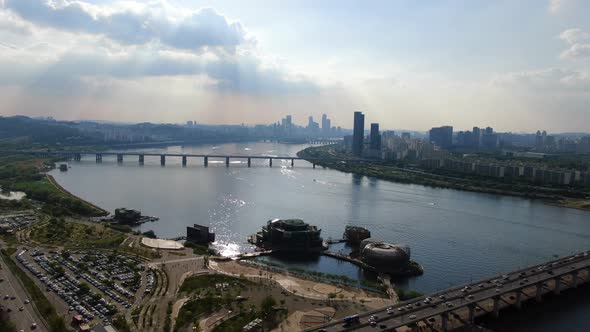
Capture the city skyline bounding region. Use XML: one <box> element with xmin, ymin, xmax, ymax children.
<box><xmin>0</xmin><ymin>0</ymin><xmax>589</xmax><ymax>131</ymax></box>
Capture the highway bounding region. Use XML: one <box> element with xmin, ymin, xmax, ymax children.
<box><xmin>308</xmin><ymin>251</ymin><xmax>590</xmax><ymax>332</ymax></box>
<box><xmin>0</xmin><ymin>253</ymin><xmax>46</xmax><ymax>331</ymax></box>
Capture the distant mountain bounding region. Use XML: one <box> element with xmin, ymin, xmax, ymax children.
<box><xmin>0</xmin><ymin>116</ymin><xmax>85</xmax><ymax>145</ymax></box>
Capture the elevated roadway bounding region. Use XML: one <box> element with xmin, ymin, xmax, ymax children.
<box><xmin>307</xmin><ymin>251</ymin><xmax>590</xmax><ymax>332</ymax></box>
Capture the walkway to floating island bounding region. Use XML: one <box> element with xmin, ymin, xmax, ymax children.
<box><xmin>141</xmin><ymin>237</ymin><xmax>184</xmax><ymax>250</ymax></box>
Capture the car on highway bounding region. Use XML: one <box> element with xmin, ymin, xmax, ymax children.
<box><xmin>342</xmin><ymin>315</ymin><xmax>360</xmax><ymax>327</ymax></box>
<box><xmin>409</xmin><ymin>314</ymin><xmax>417</xmax><ymax>319</ymax></box>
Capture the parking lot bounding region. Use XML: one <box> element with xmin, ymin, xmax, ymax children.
<box><xmin>15</xmin><ymin>248</ymin><xmax>148</xmax><ymax>328</ymax></box>
<box><xmin>0</xmin><ymin>214</ymin><xmax>39</xmax><ymax>234</ymax></box>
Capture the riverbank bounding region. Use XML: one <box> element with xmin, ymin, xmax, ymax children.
<box><xmin>46</xmin><ymin>174</ymin><xmax>109</xmax><ymax>216</ymax></box>
<box><xmin>297</xmin><ymin>145</ymin><xmax>590</xmax><ymax>211</ymax></box>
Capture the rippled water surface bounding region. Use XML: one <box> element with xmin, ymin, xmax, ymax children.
<box><xmin>50</xmin><ymin>142</ymin><xmax>590</xmax><ymax>296</ymax></box>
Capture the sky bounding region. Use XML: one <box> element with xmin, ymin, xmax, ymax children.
<box><xmin>0</xmin><ymin>0</ymin><xmax>589</xmax><ymax>132</ymax></box>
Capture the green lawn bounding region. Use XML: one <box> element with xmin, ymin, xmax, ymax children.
<box><xmin>29</xmin><ymin>219</ymin><xmax>126</xmax><ymax>248</ymax></box>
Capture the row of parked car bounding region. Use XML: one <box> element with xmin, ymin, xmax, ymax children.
<box><xmin>144</xmin><ymin>270</ymin><xmax>155</xmax><ymax>294</ymax></box>
<box><xmin>76</xmin><ymin>251</ymin><xmax>143</xmax><ymax>291</ymax></box>
<box><xmin>17</xmin><ymin>250</ymin><xmax>110</xmax><ymax>323</ymax></box>
<box><xmin>54</xmin><ymin>253</ymin><xmax>135</xmax><ymax>307</ymax></box>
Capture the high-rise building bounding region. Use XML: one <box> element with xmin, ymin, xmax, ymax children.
<box><xmin>472</xmin><ymin>127</ymin><xmax>481</xmax><ymax>148</ymax></box>
<box><xmin>321</xmin><ymin>114</ymin><xmax>332</xmax><ymax>136</ymax></box>
<box><xmin>285</xmin><ymin>115</ymin><xmax>293</xmax><ymax>137</ymax></box>
<box><xmin>481</xmin><ymin>127</ymin><xmax>499</xmax><ymax>149</ymax></box>
<box><xmin>429</xmin><ymin>126</ymin><xmax>453</xmax><ymax>149</ymax></box>
<box><xmin>370</xmin><ymin>123</ymin><xmax>381</xmax><ymax>150</ymax></box>
<box><xmin>352</xmin><ymin>111</ymin><xmax>365</xmax><ymax>156</ymax></box>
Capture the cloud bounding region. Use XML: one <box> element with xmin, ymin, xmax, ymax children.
<box><xmin>0</xmin><ymin>1</ymin><xmax>317</xmax><ymax>96</ymax></box>
<box><xmin>2</xmin><ymin>0</ymin><xmax>247</xmax><ymax>53</ymax></box>
<box><xmin>491</xmin><ymin>68</ymin><xmax>590</xmax><ymax>92</ymax></box>
<box><xmin>0</xmin><ymin>10</ymin><xmax>32</xmax><ymax>35</ymax></box>
<box><xmin>558</xmin><ymin>28</ymin><xmax>590</xmax><ymax>60</ymax></box>
<box><xmin>548</xmin><ymin>0</ymin><xmax>577</xmax><ymax>13</ymax></box>
<box><xmin>0</xmin><ymin>48</ymin><xmax>317</xmax><ymax>96</ymax></box>
<box><xmin>560</xmin><ymin>44</ymin><xmax>590</xmax><ymax>60</ymax></box>
<box><xmin>559</xmin><ymin>28</ymin><xmax>590</xmax><ymax>45</ymax></box>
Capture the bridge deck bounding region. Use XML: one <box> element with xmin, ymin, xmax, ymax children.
<box><xmin>7</xmin><ymin>150</ymin><xmax>371</xmax><ymax>162</ymax></box>
<box><xmin>308</xmin><ymin>251</ymin><xmax>590</xmax><ymax>332</ymax></box>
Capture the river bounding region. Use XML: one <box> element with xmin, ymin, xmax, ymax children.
<box><xmin>49</xmin><ymin>142</ymin><xmax>590</xmax><ymax>330</ymax></box>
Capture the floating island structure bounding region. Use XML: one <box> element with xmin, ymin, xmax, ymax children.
<box><xmin>250</xmin><ymin>219</ymin><xmax>324</xmax><ymax>254</ymax></box>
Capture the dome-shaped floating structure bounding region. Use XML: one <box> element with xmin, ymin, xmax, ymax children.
<box><xmin>359</xmin><ymin>238</ymin><xmax>411</xmax><ymax>273</ymax></box>
<box><xmin>343</xmin><ymin>226</ymin><xmax>371</xmax><ymax>245</ymax></box>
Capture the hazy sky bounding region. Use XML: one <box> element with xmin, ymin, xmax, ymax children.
<box><xmin>0</xmin><ymin>0</ymin><xmax>589</xmax><ymax>132</ymax></box>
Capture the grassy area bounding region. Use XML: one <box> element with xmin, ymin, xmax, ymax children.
<box><xmin>131</xmin><ymin>305</ymin><xmax>143</xmax><ymax>326</ymax></box>
<box><xmin>0</xmin><ymin>248</ymin><xmax>67</xmax><ymax>331</ymax></box>
<box><xmin>175</xmin><ymin>275</ymin><xmax>256</xmax><ymax>330</ymax></box>
<box><xmin>0</xmin><ymin>154</ymin><xmax>104</xmax><ymax>216</ymax></box>
<box><xmin>395</xmin><ymin>288</ymin><xmax>423</xmax><ymax>301</ymax></box>
<box><xmin>106</xmin><ymin>223</ymin><xmax>133</xmax><ymax>233</ymax></box>
<box><xmin>164</xmin><ymin>301</ymin><xmax>173</xmax><ymax>332</ymax></box>
<box><xmin>112</xmin><ymin>314</ymin><xmax>131</xmax><ymax>332</ymax></box>
<box><xmin>213</xmin><ymin>311</ymin><xmax>258</xmax><ymax>332</ymax></box>
<box><xmin>29</xmin><ymin>218</ymin><xmax>126</xmax><ymax>248</ymax></box>
<box><xmin>179</xmin><ymin>274</ymin><xmax>253</xmax><ymax>294</ymax></box>
<box><xmin>118</xmin><ymin>245</ymin><xmax>161</xmax><ymax>259</ymax></box>
<box><xmin>184</xmin><ymin>240</ymin><xmax>217</xmax><ymax>255</ymax></box>
<box><xmin>556</xmin><ymin>199</ymin><xmax>590</xmax><ymax>210</ymax></box>
<box><xmin>0</xmin><ymin>319</ymin><xmax>16</xmax><ymax>332</ymax></box>
<box><xmin>174</xmin><ymin>294</ymin><xmax>227</xmax><ymax>331</ymax></box>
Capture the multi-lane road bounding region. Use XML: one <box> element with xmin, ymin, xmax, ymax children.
<box><xmin>309</xmin><ymin>251</ymin><xmax>590</xmax><ymax>332</ymax></box>
<box><xmin>0</xmin><ymin>254</ymin><xmax>46</xmax><ymax>331</ymax></box>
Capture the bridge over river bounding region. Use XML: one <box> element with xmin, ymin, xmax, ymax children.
<box><xmin>306</xmin><ymin>250</ymin><xmax>590</xmax><ymax>332</ymax></box>
<box><xmin>6</xmin><ymin>150</ymin><xmax>369</xmax><ymax>168</ymax></box>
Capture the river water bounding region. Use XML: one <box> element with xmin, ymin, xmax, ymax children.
<box><xmin>49</xmin><ymin>142</ymin><xmax>590</xmax><ymax>329</ymax></box>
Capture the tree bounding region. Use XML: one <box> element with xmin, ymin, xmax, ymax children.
<box><xmin>49</xmin><ymin>316</ymin><xmax>67</xmax><ymax>332</ymax></box>
<box><xmin>78</xmin><ymin>282</ymin><xmax>90</xmax><ymax>295</ymax></box>
<box><xmin>260</xmin><ymin>295</ymin><xmax>276</xmax><ymax>316</ymax></box>
<box><xmin>142</xmin><ymin>230</ymin><xmax>157</xmax><ymax>239</ymax></box>
<box><xmin>0</xmin><ymin>319</ymin><xmax>16</xmax><ymax>332</ymax></box>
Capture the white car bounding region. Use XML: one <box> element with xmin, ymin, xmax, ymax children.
<box><xmin>409</xmin><ymin>315</ymin><xmax>417</xmax><ymax>319</ymax></box>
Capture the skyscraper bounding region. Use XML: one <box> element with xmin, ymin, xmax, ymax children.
<box><xmin>370</xmin><ymin>123</ymin><xmax>381</xmax><ymax>150</ymax></box>
<box><xmin>428</xmin><ymin>126</ymin><xmax>453</xmax><ymax>149</ymax></box>
<box><xmin>472</xmin><ymin>126</ymin><xmax>481</xmax><ymax>148</ymax></box>
<box><xmin>352</xmin><ymin>111</ymin><xmax>365</xmax><ymax>156</ymax></box>
<box><xmin>321</xmin><ymin>114</ymin><xmax>332</xmax><ymax>136</ymax></box>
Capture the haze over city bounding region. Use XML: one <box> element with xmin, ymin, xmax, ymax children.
<box><xmin>1</xmin><ymin>0</ymin><xmax>589</xmax><ymax>132</ymax></box>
